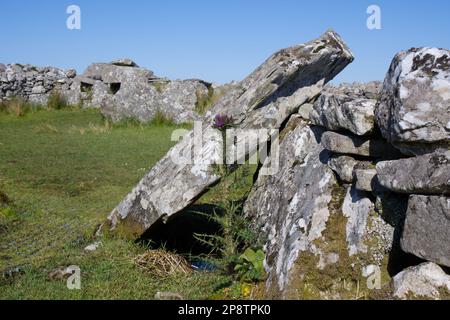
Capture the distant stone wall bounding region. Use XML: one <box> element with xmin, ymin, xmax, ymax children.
<box><xmin>0</xmin><ymin>59</ymin><xmax>227</xmax><ymax>124</ymax></box>
<box><xmin>0</xmin><ymin>63</ymin><xmax>76</xmax><ymax>104</ymax></box>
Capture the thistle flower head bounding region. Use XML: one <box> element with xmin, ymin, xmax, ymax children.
<box><xmin>213</xmin><ymin>114</ymin><xmax>233</xmax><ymax>130</ymax></box>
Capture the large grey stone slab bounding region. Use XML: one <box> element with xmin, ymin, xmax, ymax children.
<box><xmin>321</xmin><ymin>131</ymin><xmax>401</xmax><ymax>158</ymax></box>
<box><xmin>401</xmin><ymin>195</ymin><xmax>450</xmax><ymax>267</ymax></box>
<box><xmin>310</xmin><ymin>83</ymin><xmax>377</xmax><ymax>135</ymax></box>
<box><xmin>376</xmin><ymin>150</ymin><xmax>450</xmax><ymax>195</ymax></box>
<box><xmin>244</xmin><ymin>117</ymin><xmax>337</xmax><ymax>294</ymax></box>
<box><xmin>106</xmin><ymin>30</ymin><xmax>354</xmax><ymax>238</ymax></box>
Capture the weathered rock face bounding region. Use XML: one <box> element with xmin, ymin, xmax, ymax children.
<box><xmin>376</xmin><ymin>150</ymin><xmax>450</xmax><ymax>195</ymax></box>
<box><xmin>400</xmin><ymin>195</ymin><xmax>450</xmax><ymax>267</ymax></box>
<box><xmin>106</xmin><ymin>30</ymin><xmax>355</xmax><ymax>239</ymax></box>
<box><xmin>393</xmin><ymin>262</ymin><xmax>450</xmax><ymax>300</ymax></box>
<box><xmin>321</xmin><ymin>131</ymin><xmax>401</xmax><ymax>158</ymax></box>
<box><xmin>310</xmin><ymin>83</ymin><xmax>379</xmax><ymax>136</ymax></box>
<box><xmin>375</xmin><ymin>48</ymin><xmax>450</xmax><ymax>155</ymax></box>
<box><xmin>244</xmin><ymin>117</ymin><xmax>393</xmax><ymax>298</ymax></box>
<box><xmin>0</xmin><ymin>63</ymin><xmax>75</xmax><ymax>104</ymax></box>
<box><xmin>342</xmin><ymin>186</ymin><xmax>375</xmax><ymax>256</ymax></box>
<box><xmin>244</xmin><ymin>117</ymin><xmax>336</xmax><ymax>293</ymax></box>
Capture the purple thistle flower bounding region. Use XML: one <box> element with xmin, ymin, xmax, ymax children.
<box><xmin>213</xmin><ymin>114</ymin><xmax>233</xmax><ymax>130</ymax></box>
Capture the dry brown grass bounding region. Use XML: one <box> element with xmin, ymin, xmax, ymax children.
<box><xmin>0</xmin><ymin>97</ymin><xmax>36</xmax><ymax>116</ymax></box>
<box><xmin>133</xmin><ymin>249</ymin><xmax>193</xmax><ymax>278</ymax></box>
<box><xmin>33</xmin><ymin>123</ymin><xmax>59</xmax><ymax>134</ymax></box>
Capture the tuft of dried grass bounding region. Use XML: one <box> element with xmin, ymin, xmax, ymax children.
<box><xmin>133</xmin><ymin>250</ymin><xmax>192</xmax><ymax>278</ymax></box>
<box><xmin>33</xmin><ymin>123</ymin><xmax>59</xmax><ymax>134</ymax></box>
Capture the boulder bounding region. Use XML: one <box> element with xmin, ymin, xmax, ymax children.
<box><xmin>327</xmin><ymin>155</ymin><xmax>358</xmax><ymax>183</ymax></box>
<box><xmin>375</xmin><ymin>48</ymin><xmax>450</xmax><ymax>155</ymax></box>
<box><xmin>401</xmin><ymin>195</ymin><xmax>450</xmax><ymax>267</ymax></box>
<box><xmin>376</xmin><ymin>150</ymin><xmax>450</xmax><ymax>195</ymax></box>
<box><xmin>310</xmin><ymin>84</ymin><xmax>377</xmax><ymax>135</ymax></box>
<box><xmin>106</xmin><ymin>30</ymin><xmax>354</xmax><ymax>239</ymax></box>
<box><xmin>297</xmin><ymin>103</ymin><xmax>314</xmax><ymax>120</ymax></box>
<box><xmin>82</xmin><ymin>62</ymin><xmax>153</xmax><ymax>84</ymax></box>
<box><xmin>393</xmin><ymin>262</ymin><xmax>450</xmax><ymax>299</ymax></box>
<box><xmin>321</xmin><ymin>131</ymin><xmax>401</xmax><ymax>158</ymax></box>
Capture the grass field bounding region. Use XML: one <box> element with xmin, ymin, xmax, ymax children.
<box><xmin>0</xmin><ymin>108</ymin><xmax>257</xmax><ymax>299</ymax></box>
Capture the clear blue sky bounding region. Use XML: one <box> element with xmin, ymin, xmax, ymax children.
<box><xmin>1</xmin><ymin>0</ymin><xmax>449</xmax><ymax>84</ymax></box>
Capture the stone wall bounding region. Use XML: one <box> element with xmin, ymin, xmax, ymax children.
<box><xmin>0</xmin><ymin>59</ymin><xmax>223</xmax><ymax>124</ymax></box>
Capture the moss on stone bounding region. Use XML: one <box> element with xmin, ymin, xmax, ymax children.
<box><xmin>282</xmin><ymin>182</ymin><xmax>394</xmax><ymax>300</ymax></box>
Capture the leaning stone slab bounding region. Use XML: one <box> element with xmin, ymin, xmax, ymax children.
<box><xmin>321</xmin><ymin>131</ymin><xmax>401</xmax><ymax>158</ymax></box>
<box><xmin>310</xmin><ymin>85</ymin><xmax>377</xmax><ymax>135</ymax></box>
<box><xmin>393</xmin><ymin>262</ymin><xmax>450</xmax><ymax>300</ymax></box>
<box><xmin>106</xmin><ymin>30</ymin><xmax>354</xmax><ymax>238</ymax></box>
<box><xmin>375</xmin><ymin>47</ymin><xmax>450</xmax><ymax>155</ymax></box>
<box><xmin>401</xmin><ymin>195</ymin><xmax>450</xmax><ymax>267</ymax></box>
<box><xmin>376</xmin><ymin>150</ymin><xmax>450</xmax><ymax>195</ymax></box>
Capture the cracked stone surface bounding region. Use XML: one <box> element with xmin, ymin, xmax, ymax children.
<box><xmin>375</xmin><ymin>47</ymin><xmax>450</xmax><ymax>155</ymax></box>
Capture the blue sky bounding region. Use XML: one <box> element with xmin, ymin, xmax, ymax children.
<box><xmin>1</xmin><ymin>0</ymin><xmax>449</xmax><ymax>84</ymax></box>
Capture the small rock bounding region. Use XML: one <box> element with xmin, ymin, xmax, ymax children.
<box><xmin>321</xmin><ymin>131</ymin><xmax>401</xmax><ymax>158</ymax></box>
<box><xmin>110</xmin><ymin>58</ymin><xmax>139</xmax><ymax>67</ymax></box>
<box><xmin>362</xmin><ymin>264</ymin><xmax>378</xmax><ymax>277</ymax></box>
<box><xmin>393</xmin><ymin>262</ymin><xmax>450</xmax><ymax>300</ymax></box>
<box><xmin>65</xmin><ymin>69</ymin><xmax>76</xmax><ymax>78</ymax></box>
<box><xmin>327</xmin><ymin>155</ymin><xmax>358</xmax><ymax>183</ymax></box>
<box><xmin>297</xmin><ymin>103</ymin><xmax>314</xmax><ymax>120</ymax></box>
<box><xmin>154</xmin><ymin>291</ymin><xmax>184</xmax><ymax>300</ymax></box>
<box><xmin>84</xmin><ymin>241</ymin><xmax>101</xmax><ymax>252</ymax></box>
<box><xmin>353</xmin><ymin>168</ymin><xmax>384</xmax><ymax>192</ymax></box>
<box><xmin>48</xmin><ymin>266</ymin><xmax>74</xmax><ymax>280</ymax></box>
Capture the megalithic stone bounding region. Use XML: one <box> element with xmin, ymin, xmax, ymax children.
<box><xmin>106</xmin><ymin>29</ymin><xmax>354</xmax><ymax>239</ymax></box>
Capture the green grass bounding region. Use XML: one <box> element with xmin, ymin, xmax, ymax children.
<box><xmin>0</xmin><ymin>108</ymin><xmax>242</xmax><ymax>299</ymax></box>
